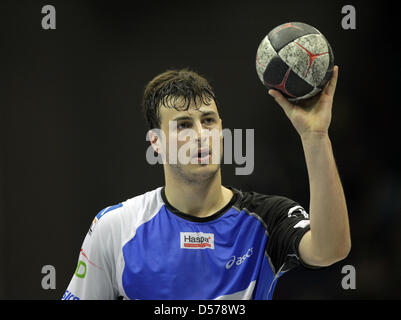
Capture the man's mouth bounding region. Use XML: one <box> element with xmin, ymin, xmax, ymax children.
<box><xmin>192</xmin><ymin>148</ymin><xmax>211</xmax><ymax>162</ymax></box>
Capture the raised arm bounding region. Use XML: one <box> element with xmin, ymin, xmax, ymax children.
<box><xmin>268</xmin><ymin>66</ymin><xmax>351</xmax><ymax>266</ymax></box>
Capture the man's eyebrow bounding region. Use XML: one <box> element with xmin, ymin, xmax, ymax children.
<box><xmin>171</xmin><ymin>116</ymin><xmax>193</xmax><ymax>122</ymax></box>
<box><xmin>171</xmin><ymin>111</ymin><xmax>218</xmax><ymax>122</ymax></box>
<box><xmin>200</xmin><ymin>111</ymin><xmax>218</xmax><ymax>117</ymax></box>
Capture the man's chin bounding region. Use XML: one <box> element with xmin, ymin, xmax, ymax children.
<box><xmin>187</xmin><ymin>162</ymin><xmax>220</xmax><ymax>175</ymax></box>
<box><xmin>169</xmin><ymin>162</ymin><xmax>220</xmax><ymax>183</ymax></box>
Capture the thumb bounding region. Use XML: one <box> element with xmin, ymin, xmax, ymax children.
<box><xmin>268</xmin><ymin>89</ymin><xmax>294</xmax><ymax>117</ymax></box>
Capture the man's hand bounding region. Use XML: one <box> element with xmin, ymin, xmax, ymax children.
<box><xmin>268</xmin><ymin>65</ymin><xmax>339</xmax><ymax>138</ymax></box>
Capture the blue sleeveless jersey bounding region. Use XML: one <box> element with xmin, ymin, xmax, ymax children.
<box><xmin>63</xmin><ymin>186</ymin><xmax>313</xmax><ymax>300</ymax></box>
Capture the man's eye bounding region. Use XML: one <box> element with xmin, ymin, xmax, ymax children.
<box><xmin>178</xmin><ymin>122</ymin><xmax>191</xmax><ymax>129</ymax></box>
<box><xmin>203</xmin><ymin>118</ymin><xmax>216</xmax><ymax>125</ymax></box>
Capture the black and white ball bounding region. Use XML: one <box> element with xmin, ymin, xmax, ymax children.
<box><xmin>256</xmin><ymin>22</ymin><xmax>334</xmax><ymax>101</ymax></box>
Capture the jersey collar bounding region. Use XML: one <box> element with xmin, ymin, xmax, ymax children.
<box><xmin>160</xmin><ymin>186</ymin><xmax>240</xmax><ymax>222</ymax></box>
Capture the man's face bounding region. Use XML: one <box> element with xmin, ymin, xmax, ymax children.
<box><xmin>157</xmin><ymin>97</ymin><xmax>223</xmax><ymax>183</ymax></box>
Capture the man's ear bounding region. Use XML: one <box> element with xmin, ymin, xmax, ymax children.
<box><xmin>148</xmin><ymin>128</ymin><xmax>167</xmax><ymax>156</ymax></box>
<box><xmin>148</xmin><ymin>130</ymin><xmax>160</xmax><ymax>153</ymax></box>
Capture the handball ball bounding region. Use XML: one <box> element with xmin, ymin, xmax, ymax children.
<box><xmin>256</xmin><ymin>22</ymin><xmax>334</xmax><ymax>101</ymax></box>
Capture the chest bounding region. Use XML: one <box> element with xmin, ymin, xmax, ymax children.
<box><xmin>121</xmin><ymin>210</ymin><xmax>268</xmax><ymax>299</ymax></box>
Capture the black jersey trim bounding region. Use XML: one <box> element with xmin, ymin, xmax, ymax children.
<box><xmin>227</xmin><ymin>187</ymin><xmax>324</xmax><ymax>272</ymax></box>
<box><xmin>160</xmin><ymin>186</ymin><xmax>239</xmax><ymax>223</ymax></box>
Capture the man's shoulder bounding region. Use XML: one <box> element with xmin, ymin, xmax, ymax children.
<box><xmin>229</xmin><ymin>186</ymin><xmax>294</xmax><ymax>210</ymax></box>
<box><xmin>93</xmin><ymin>186</ymin><xmax>165</xmax><ymax>230</ymax></box>
<box><xmin>228</xmin><ymin>186</ymin><xmax>304</xmax><ymax>219</ymax></box>
<box><xmin>122</xmin><ymin>186</ymin><xmax>165</xmax><ymax>217</ymax></box>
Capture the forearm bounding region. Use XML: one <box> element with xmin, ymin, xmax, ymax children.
<box><xmin>301</xmin><ymin>132</ymin><xmax>351</xmax><ymax>262</ymax></box>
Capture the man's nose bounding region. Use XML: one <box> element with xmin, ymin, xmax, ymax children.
<box><xmin>194</xmin><ymin>122</ymin><xmax>208</xmax><ymax>144</ymax></box>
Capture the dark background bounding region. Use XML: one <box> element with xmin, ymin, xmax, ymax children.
<box><xmin>0</xmin><ymin>0</ymin><xmax>400</xmax><ymax>299</ymax></box>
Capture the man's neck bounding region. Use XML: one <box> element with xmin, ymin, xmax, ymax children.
<box><xmin>164</xmin><ymin>171</ymin><xmax>233</xmax><ymax>218</ymax></box>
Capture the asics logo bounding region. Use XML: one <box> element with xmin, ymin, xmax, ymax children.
<box><xmin>225</xmin><ymin>248</ymin><xmax>253</xmax><ymax>269</ymax></box>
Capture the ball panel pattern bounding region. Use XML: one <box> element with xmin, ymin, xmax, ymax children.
<box><xmin>317</xmin><ymin>36</ymin><xmax>334</xmax><ymax>89</ymax></box>
<box><xmin>278</xmin><ymin>34</ymin><xmax>330</xmax><ymax>87</ymax></box>
<box><xmin>317</xmin><ymin>69</ymin><xmax>333</xmax><ymax>90</ymax></box>
<box><xmin>262</xmin><ymin>56</ymin><xmax>314</xmax><ymax>99</ymax></box>
<box><xmin>289</xmin><ymin>87</ymin><xmax>322</xmax><ymax>102</ymax></box>
<box><xmin>285</xmin><ymin>69</ymin><xmax>315</xmax><ymax>97</ymax></box>
<box><xmin>256</xmin><ymin>36</ymin><xmax>276</xmax><ymax>83</ymax></box>
<box><xmin>268</xmin><ymin>22</ymin><xmax>320</xmax><ymax>52</ymax></box>
<box><xmin>262</xmin><ymin>55</ymin><xmax>289</xmax><ymax>88</ymax></box>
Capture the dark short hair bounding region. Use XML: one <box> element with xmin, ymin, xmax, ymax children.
<box><xmin>141</xmin><ymin>68</ymin><xmax>217</xmax><ymax>129</ymax></box>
